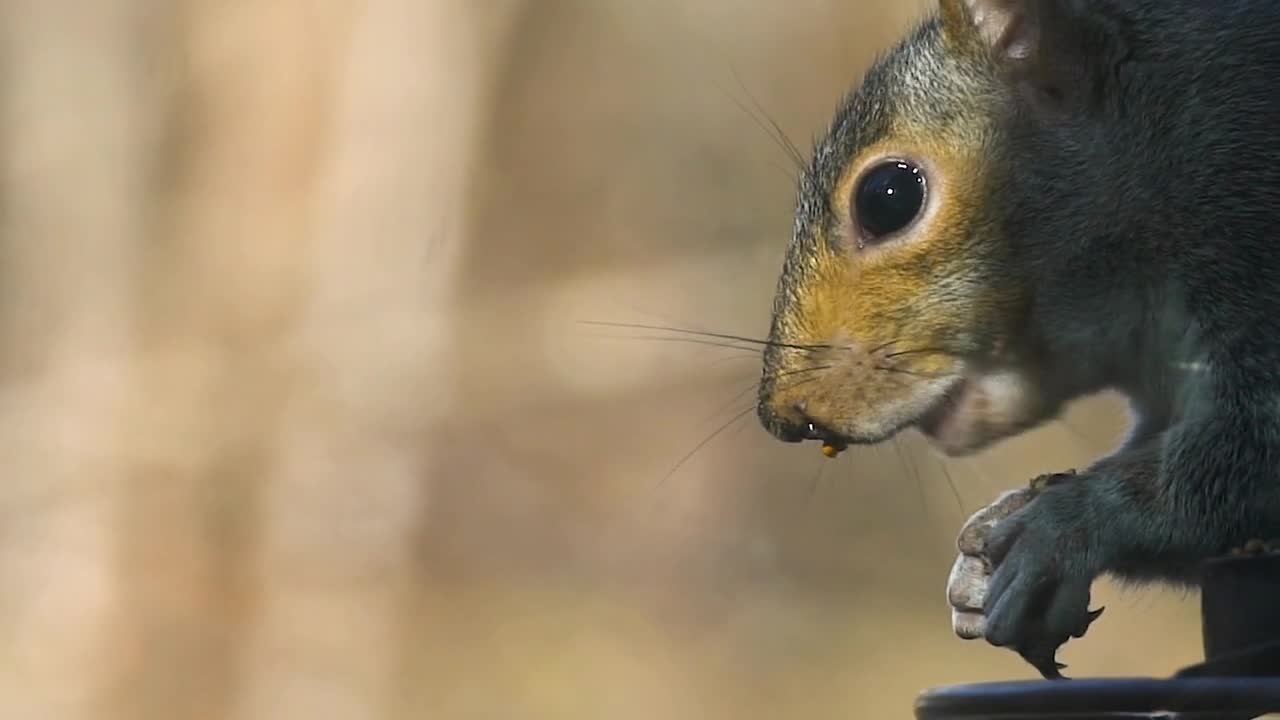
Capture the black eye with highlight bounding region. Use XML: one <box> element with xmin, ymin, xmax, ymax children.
<box><xmin>853</xmin><ymin>160</ymin><xmax>926</xmax><ymax>241</ymax></box>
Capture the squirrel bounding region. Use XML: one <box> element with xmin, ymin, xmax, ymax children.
<box><xmin>754</xmin><ymin>0</ymin><xmax>1280</xmax><ymax>679</ymax></box>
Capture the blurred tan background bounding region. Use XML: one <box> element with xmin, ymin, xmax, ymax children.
<box><xmin>0</xmin><ymin>1</ymin><xmax>1202</xmax><ymax>718</ymax></box>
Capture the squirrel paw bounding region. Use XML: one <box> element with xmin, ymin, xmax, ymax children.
<box><xmin>947</xmin><ymin>477</ymin><xmax>1104</xmax><ymax>679</ymax></box>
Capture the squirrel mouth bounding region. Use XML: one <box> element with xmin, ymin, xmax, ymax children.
<box><xmin>807</xmin><ymin>381</ymin><xmax>968</xmax><ymax>459</ymax></box>
<box><xmin>801</xmin><ymin>420</ymin><xmax>852</xmax><ymax>458</ymax></box>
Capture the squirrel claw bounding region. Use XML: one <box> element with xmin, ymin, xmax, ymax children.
<box><xmin>1019</xmin><ymin>604</ymin><xmax>1103</xmax><ymax>678</ymax></box>
<box><xmin>1075</xmin><ymin>606</ymin><xmax>1106</xmax><ymax>638</ymax></box>
<box><xmin>1024</xmin><ymin>647</ymin><xmax>1070</xmax><ymax>680</ymax></box>
<box><xmin>1014</xmin><ymin>632</ymin><xmax>1074</xmax><ymax>681</ymax></box>
<box><xmin>1014</xmin><ymin>607</ymin><xmax>1104</xmax><ymax>680</ymax></box>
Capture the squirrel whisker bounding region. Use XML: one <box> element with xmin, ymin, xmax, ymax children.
<box><xmin>711</xmin><ymin>365</ymin><xmax>834</xmax><ymax>423</ymax></box>
<box><xmin>873</xmin><ymin>365</ymin><xmax>957</xmax><ymax>380</ymax></box>
<box><xmin>865</xmin><ymin>338</ymin><xmax>907</xmax><ymax>356</ymax></box>
<box><xmin>577</xmin><ymin>320</ymin><xmax>829</xmax><ymax>351</ymax></box>
<box><xmin>652</xmin><ymin>403</ymin><xmax>759</xmax><ymax>495</ymax></box>
<box><xmin>880</xmin><ymin>346</ymin><xmax>958</xmax><ymax>360</ymax></box>
<box><xmin>725</xmin><ymin>64</ymin><xmax>808</xmax><ymax>171</ymax></box>
<box><xmin>590</xmin><ymin>333</ymin><xmax>763</xmax><ymax>353</ymax></box>
<box><xmin>656</xmin><ymin>373</ymin><xmax>829</xmax><ymax>494</ymax></box>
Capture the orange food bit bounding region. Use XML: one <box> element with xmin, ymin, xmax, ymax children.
<box><xmin>821</xmin><ymin>443</ymin><xmax>841</xmax><ymax>458</ymax></box>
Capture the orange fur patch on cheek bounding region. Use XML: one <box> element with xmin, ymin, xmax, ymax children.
<box><xmin>813</xmin><ymin>131</ymin><xmax>994</xmax><ymax>361</ymax></box>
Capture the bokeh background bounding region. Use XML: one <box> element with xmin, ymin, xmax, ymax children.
<box><xmin>0</xmin><ymin>1</ymin><xmax>1203</xmax><ymax>718</ymax></box>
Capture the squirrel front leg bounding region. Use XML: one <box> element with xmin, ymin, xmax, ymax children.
<box><xmin>948</xmin><ymin>402</ymin><xmax>1280</xmax><ymax>677</ymax></box>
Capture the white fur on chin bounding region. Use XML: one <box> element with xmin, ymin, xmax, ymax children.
<box><xmin>920</xmin><ymin>371</ymin><xmax>1043</xmax><ymax>456</ymax></box>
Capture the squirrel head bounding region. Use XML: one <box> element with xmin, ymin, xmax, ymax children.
<box><xmin>757</xmin><ymin>0</ymin><xmax>1134</xmax><ymax>456</ymax></box>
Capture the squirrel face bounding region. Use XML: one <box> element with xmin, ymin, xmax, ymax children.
<box><xmin>757</xmin><ymin>0</ymin><xmax>1101</xmax><ymax>456</ymax></box>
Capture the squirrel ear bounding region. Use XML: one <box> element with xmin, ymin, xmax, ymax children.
<box><xmin>941</xmin><ymin>0</ymin><xmax>1124</xmax><ymax>112</ymax></box>
<box><xmin>940</xmin><ymin>0</ymin><xmax>1035</xmax><ymax>61</ymax></box>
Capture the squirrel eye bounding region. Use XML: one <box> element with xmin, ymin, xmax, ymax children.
<box><xmin>853</xmin><ymin>160</ymin><xmax>926</xmax><ymax>241</ymax></box>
